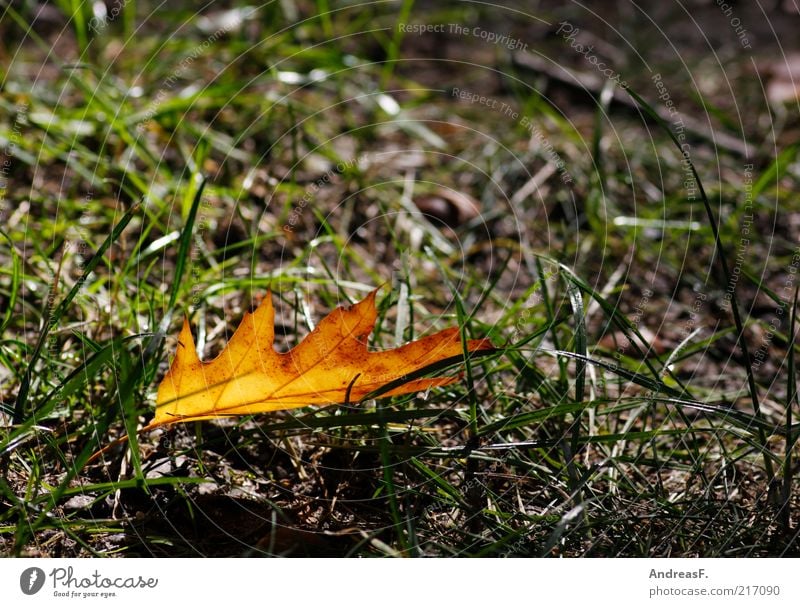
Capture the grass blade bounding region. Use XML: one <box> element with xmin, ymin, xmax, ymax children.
<box><xmin>782</xmin><ymin>285</ymin><xmax>798</xmax><ymax>531</ymax></box>
<box><xmin>624</xmin><ymin>84</ymin><xmax>775</xmax><ymax>483</ymax></box>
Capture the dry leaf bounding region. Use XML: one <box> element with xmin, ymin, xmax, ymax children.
<box><xmin>413</xmin><ymin>187</ymin><xmax>481</xmax><ymax>228</ymax></box>
<box><xmin>153</xmin><ymin>289</ymin><xmax>493</xmax><ymax>426</ymax></box>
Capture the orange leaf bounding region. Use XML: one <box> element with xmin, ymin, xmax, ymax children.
<box><xmin>153</xmin><ymin>289</ymin><xmax>494</xmax><ymax>427</ymax></box>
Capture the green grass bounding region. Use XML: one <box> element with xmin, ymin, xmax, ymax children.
<box><xmin>1</xmin><ymin>1</ymin><xmax>799</xmax><ymax>557</ymax></box>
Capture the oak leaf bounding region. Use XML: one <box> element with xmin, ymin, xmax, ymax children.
<box><xmin>153</xmin><ymin>290</ymin><xmax>493</xmax><ymax>426</ymax></box>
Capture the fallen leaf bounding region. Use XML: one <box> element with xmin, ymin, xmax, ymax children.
<box><xmin>413</xmin><ymin>187</ymin><xmax>481</xmax><ymax>228</ymax></box>
<box><xmin>153</xmin><ymin>289</ymin><xmax>493</xmax><ymax>426</ymax></box>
